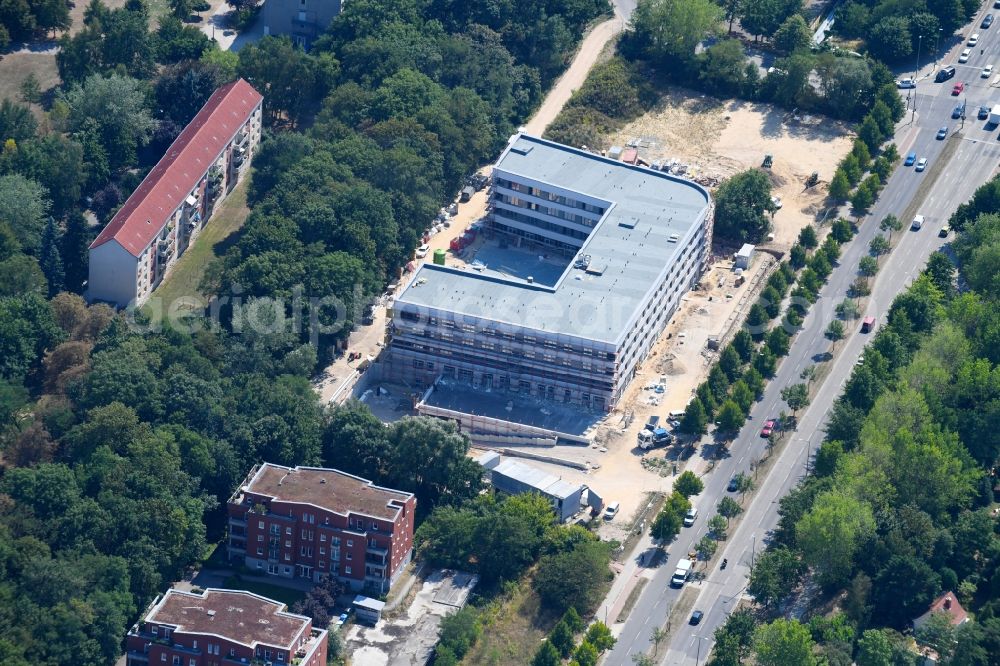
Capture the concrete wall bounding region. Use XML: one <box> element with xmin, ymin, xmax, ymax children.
<box><xmin>262</xmin><ymin>0</ymin><xmax>343</xmax><ymax>48</ymax></box>
<box><xmin>88</xmin><ymin>240</ymin><xmax>138</xmax><ymax>307</ymax></box>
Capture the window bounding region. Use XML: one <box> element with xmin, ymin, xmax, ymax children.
<box><xmin>371</xmin><ymin>521</ymin><xmax>378</xmax><ymax>531</ymax></box>
<box><xmin>160</xmin><ymin>655</ymin><xmax>166</xmax><ymax>662</ymax></box>
<box><xmin>320</xmin><ymin>534</ymin><xmax>326</xmax><ymax>542</ymax></box>
<box><xmin>345</xmin><ymin>566</ymin><xmax>352</xmax><ymax>575</ymax></box>
<box><xmin>346</xmin><ymin>552</ymin><xmax>352</xmax><ymax>560</ymax></box>
<box><xmin>285</xmin><ymin>554</ymin><xmax>291</xmax><ymax>561</ymax></box>
<box><xmin>286</xmin><ymin>527</ymin><xmax>292</xmax><ymax>535</ymax></box>
<box><xmin>302</xmin><ymin>529</ymin><xmax>308</xmax><ymax>539</ymax></box>
<box><xmin>285</xmin><ymin>540</ymin><xmax>291</xmax><ymax>548</ymax></box>
<box><xmin>257</xmin><ymin>547</ymin><xmax>263</xmax><ymax>556</ymax></box>
<box><xmin>258</xmin><ymin>521</ymin><xmax>264</xmax><ymax>529</ymax></box>
<box><xmin>347</xmin><ymin>540</ymin><xmax>353</xmax><ymax>547</ymax></box>
<box><xmin>278</xmin><ymin>652</ymin><xmax>285</xmax><ymax>662</ymax></box>
<box><xmin>257</xmin><ymin>535</ymin><xmax>263</xmax><ymax>542</ymax></box>
<box><xmin>320</xmin><ymin>547</ymin><xmax>326</xmax><ymax>555</ymax></box>
<box><xmin>319</xmin><ymin>561</ymin><xmax>325</xmax><ymax>569</ymax></box>
<box><xmin>190</xmin><ymin>659</ymin><xmax>196</xmax><ymax>666</ymax></box>
<box><xmin>192</xmin><ymin>641</ymin><xmax>197</xmax><ymax>650</ymax></box>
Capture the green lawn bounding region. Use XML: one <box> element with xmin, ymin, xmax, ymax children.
<box><xmin>150</xmin><ymin>177</ymin><xmax>250</xmax><ymax>311</ymax></box>
<box><xmin>221</xmin><ymin>575</ymin><xmax>306</xmax><ymax>608</ymax></box>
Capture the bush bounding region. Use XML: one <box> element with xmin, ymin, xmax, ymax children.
<box><xmin>533</xmin><ymin>540</ymin><xmax>611</xmax><ymax>615</ymax></box>
<box><xmin>567</xmin><ymin>58</ymin><xmax>645</xmax><ymax>120</ymax></box>
<box><xmin>544</xmin><ymin>106</ymin><xmax>617</xmax><ymax>150</ymax></box>
<box><xmin>438</xmin><ymin>606</ymin><xmax>481</xmax><ymax>659</ymax></box>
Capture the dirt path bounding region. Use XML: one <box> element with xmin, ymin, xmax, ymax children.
<box><xmin>522</xmin><ymin>14</ymin><xmax>627</xmax><ymax>136</ymax></box>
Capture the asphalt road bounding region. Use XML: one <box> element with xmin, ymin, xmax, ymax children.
<box><xmin>603</xmin><ymin>9</ymin><xmax>1000</xmax><ymax>665</ymax></box>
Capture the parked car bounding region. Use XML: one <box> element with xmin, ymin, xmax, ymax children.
<box><xmin>916</xmin><ymin>157</ymin><xmax>928</xmax><ymax>172</ymax></box>
<box><xmin>983</xmin><ymin>64</ymin><xmax>994</xmax><ymax>78</ymax></box>
<box><xmin>937</xmin><ymin>126</ymin><xmax>948</xmax><ymax>139</ymax></box>
<box><xmin>771</xmin><ymin>195</ymin><xmax>783</xmax><ymax>209</ymax></box>
<box><xmin>980</xmin><ymin>105</ymin><xmax>991</xmax><ymax>119</ymax></box>
<box><xmin>760</xmin><ymin>419</ymin><xmax>777</xmax><ymax>438</ymax></box>
<box><xmin>897</xmin><ymin>77</ymin><xmax>917</xmax><ymax>88</ymax></box>
<box><xmin>939</xmin><ymin>224</ymin><xmax>951</xmax><ymax>238</ymax></box>
<box><xmin>603</xmin><ymin>502</ymin><xmax>620</xmax><ymax>520</ymax></box>
<box><xmin>415</xmin><ymin>244</ymin><xmax>429</xmax><ymax>259</ymax></box>
<box><xmin>727</xmin><ymin>477</ymin><xmax>739</xmax><ymax>492</ymax></box>
<box><xmin>904</xmin><ymin>151</ymin><xmax>917</xmax><ymax>166</ymax></box>
<box><xmin>690</xmin><ymin>610</ymin><xmax>704</xmax><ymax>625</ymax></box>
<box><xmin>936</xmin><ymin>66</ymin><xmax>957</xmax><ymax>82</ymax></box>
<box><xmin>683</xmin><ymin>508</ymin><xmax>698</xmax><ymax>527</ymax></box>
<box><xmin>336</xmin><ymin>613</ymin><xmax>349</xmax><ymax>627</ymax></box>
<box><xmin>960</xmin><ymin>49</ymin><xmax>972</xmax><ymax>63</ymax></box>
<box><xmin>983</xmin><ymin>14</ymin><xmax>994</xmax><ymax>28</ymax></box>
<box><xmin>953</xmin><ymin>104</ymin><xmax>964</xmax><ymax>118</ymax></box>
<box><xmin>953</xmin><ymin>82</ymin><xmax>965</xmax><ymax>95</ymax></box>
<box><xmin>968</xmin><ymin>33</ymin><xmax>980</xmax><ymax>46</ymax></box>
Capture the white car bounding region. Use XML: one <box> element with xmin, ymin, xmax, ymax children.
<box><xmin>603</xmin><ymin>502</ymin><xmax>620</xmax><ymax>520</ymax></box>
<box><xmin>683</xmin><ymin>508</ymin><xmax>698</xmax><ymax>527</ymax></box>
<box><xmin>915</xmin><ymin>157</ymin><xmax>928</xmax><ymax>172</ymax></box>
<box><xmin>896</xmin><ymin>77</ymin><xmax>917</xmax><ymax>88</ymax></box>
<box><xmin>983</xmin><ymin>64</ymin><xmax>994</xmax><ymax>78</ymax></box>
<box><xmin>969</xmin><ymin>33</ymin><xmax>980</xmax><ymax>46</ymax></box>
<box><xmin>771</xmin><ymin>195</ymin><xmax>783</xmax><ymax>209</ymax></box>
<box><xmin>415</xmin><ymin>244</ymin><xmax>429</xmax><ymax>258</ymax></box>
<box><xmin>960</xmin><ymin>49</ymin><xmax>972</xmax><ymax>63</ymax></box>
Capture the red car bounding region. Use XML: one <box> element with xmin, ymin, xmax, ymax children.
<box><xmin>952</xmin><ymin>82</ymin><xmax>965</xmax><ymax>95</ymax></box>
<box><xmin>760</xmin><ymin>419</ymin><xmax>777</xmax><ymax>438</ymax></box>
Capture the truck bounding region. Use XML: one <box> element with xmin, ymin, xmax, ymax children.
<box><xmin>638</xmin><ymin>427</ymin><xmax>672</xmax><ymax>450</ymax></box>
<box><xmin>990</xmin><ymin>105</ymin><xmax>1000</xmax><ymax>127</ymax></box>
<box><xmin>671</xmin><ymin>558</ymin><xmax>693</xmax><ymax>587</ymax></box>
<box><xmin>911</xmin><ymin>214</ymin><xmax>924</xmax><ymax>230</ymax></box>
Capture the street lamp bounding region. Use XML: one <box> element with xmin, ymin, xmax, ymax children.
<box><xmin>695</xmin><ymin>636</ymin><xmax>711</xmax><ymax>666</ymax></box>
<box><xmin>934</xmin><ymin>28</ymin><xmax>943</xmax><ymax>69</ymax></box>
<box><xmin>915</xmin><ymin>34</ymin><xmax>924</xmax><ymax>79</ymax></box>
<box><xmin>751</xmin><ymin>533</ymin><xmax>757</xmax><ymax>570</ymax></box>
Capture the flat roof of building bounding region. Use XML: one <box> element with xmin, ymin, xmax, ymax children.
<box><xmin>145</xmin><ymin>589</ymin><xmax>308</xmax><ymax>649</ymax></box>
<box><xmin>395</xmin><ymin>134</ymin><xmax>711</xmax><ymax>344</ymax></box>
<box><xmin>243</xmin><ymin>463</ymin><xmax>413</xmax><ymax>521</ymax></box>
<box><xmin>492</xmin><ymin>458</ymin><xmax>583</xmax><ymax>500</ymax></box>
<box><xmin>90</xmin><ymin>79</ymin><xmax>262</xmax><ymax>257</ymax></box>
<box><xmin>353</xmin><ymin>595</ymin><xmax>386</xmax><ymax>612</ymax></box>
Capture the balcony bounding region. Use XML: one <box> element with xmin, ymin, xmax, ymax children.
<box><xmin>126</xmin><ymin>650</ymin><xmax>150</xmax><ymax>663</ymax></box>
<box><xmin>230</xmin><ymin>516</ymin><xmax>247</xmax><ymax>527</ymax></box>
<box><xmin>366</xmin><ymin>544</ymin><xmax>388</xmax><ymax>557</ymax></box>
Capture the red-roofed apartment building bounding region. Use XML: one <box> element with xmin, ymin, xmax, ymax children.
<box><xmin>88</xmin><ymin>79</ymin><xmax>263</xmax><ymax>307</ymax></box>
<box><xmin>227</xmin><ymin>463</ymin><xmax>416</xmax><ymax>595</ymax></box>
<box><xmin>124</xmin><ymin>588</ymin><xmax>328</xmax><ymax>666</ymax></box>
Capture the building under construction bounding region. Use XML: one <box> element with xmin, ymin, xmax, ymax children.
<box><xmin>386</xmin><ymin>134</ymin><xmax>712</xmax><ymax>442</ymax></box>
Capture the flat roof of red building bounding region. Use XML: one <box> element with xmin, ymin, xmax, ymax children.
<box><xmin>243</xmin><ymin>463</ymin><xmax>414</xmax><ymax>521</ymax></box>
<box><xmin>90</xmin><ymin>78</ymin><xmax>262</xmax><ymax>257</ymax></box>
<box><xmin>146</xmin><ymin>588</ymin><xmax>308</xmax><ymax>649</ymax></box>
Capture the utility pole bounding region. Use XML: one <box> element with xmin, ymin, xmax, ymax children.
<box><xmin>915</xmin><ymin>34</ymin><xmax>923</xmax><ymax>80</ymax></box>
<box><xmin>934</xmin><ymin>28</ymin><xmax>942</xmax><ymax>69</ymax></box>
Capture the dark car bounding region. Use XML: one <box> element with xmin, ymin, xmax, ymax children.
<box><xmin>936</xmin><ymin>66</ymin><xmax>957</xmax><ymax>82</ymax></box>
<box><xmin>728</xmin><ymin>477</ymin><xmax>739</xmax><ymax>492</ymax></box>
<box><xmin>983</xmin><ymin>13</ymin><xmax>994</xmax><ymax>28</ymax></box>
<box><xmin>980</xmin><ymin>105</ymin><xmax>991</xmax><ymax>120</ymax></box>
<box><xmin>937</xmin><ymin>126</ymin><xmax>948</xmax><ymax>139</ymax></box>
<box><xmin>690</xmin><ymin>610</ymin><xmax>704</xmax><ymax>625</ymax></box>
<box><xmin>953</xmin><ymin>104</ymin><xmax>964</xmax><ymax>119</ymax></box>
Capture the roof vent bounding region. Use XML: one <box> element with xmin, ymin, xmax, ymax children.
<box><xmin>320</xmin><ymin>478</ymin><xmax>327</xmax><ymax>484</ymax></box>
<box><xmin>510</xmin><ymin>144</ymin><xmax>534</xmax><ymax>156</ymax></box>
<box><xmin>207</xmin><ymin>610</ymin><xmax>216</xmax><ymax>618</ymax></box>
<box><xmin>527</xmin><ymin>276</ymin><xmax>534</xmax><ymax>283</ymax></box>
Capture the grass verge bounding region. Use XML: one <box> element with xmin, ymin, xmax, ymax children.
<box><xmin>615</xmin><ymin>578</ymin><xmax>648</xmax><ymax>623</ymax></box>
<box><xmin>151</xmin><ymin>177</ymin><xmax>250</xmax><ymax>309</ymax></box>
<box><xmin>221</xmin><ymin>574</ymin><xmax>306</xmax><ymax>608</ymax></box>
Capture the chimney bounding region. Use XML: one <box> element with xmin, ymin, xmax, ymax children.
<box><xmin>944</xmin><ymin>597</ymin><xmax>952</xmax><ymax>610</ymax></box>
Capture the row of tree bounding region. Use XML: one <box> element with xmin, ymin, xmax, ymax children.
<box><xmin>710</xmin><ymin>189</ymin><xmax>1000</xmax><ymax>663</ymax></box>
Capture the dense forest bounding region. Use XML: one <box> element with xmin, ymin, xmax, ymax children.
<box><xmin>707</xmin><ymin>180</ymin><xmax>1000</xmax><ymax>665</ymax></box>
<box><xmin>0</xmin><ymin>0</ymin><xmax>611</xmax><ymax>663</ymax></box>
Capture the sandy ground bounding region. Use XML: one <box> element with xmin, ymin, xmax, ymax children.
<box><xmin>607</xmin><ymin>91</ymin><xmax>854</xmax><ymax>249</ymax></box>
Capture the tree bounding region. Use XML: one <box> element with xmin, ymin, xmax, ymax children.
<box><xmin>574</xmin><ymin>640</ymin><xmax>600</xmax><ymax>666</ymax></box>
<box><xmin>869</xmin><ymin>235</ymin><xmax>890</xmax><ymax>258</ymax></box>
<box><xmin>680</xmin><ymin>397</ymin><xmax>709</xmax><ymax>436</ymax></box>
<box><xmin>773</xmin><ymin>13</ymin><xmax>811</xmax><ymax>52</ymax></box>
<box><xmin>855</xmin><ymin>629</ymin><xmax>901</xmax><ymax>666</ymax></box>
<box><xmin>868</xmin><ymin>16</ymin><xmax>913</xmax><ymax>62</ymax></box>
<box><xmin>651</xmin><ymin>507</ymin><xmax>683</xmax><ymax>542</ymax></box>
<box><xmin>695</xmin><ymin>534</ymin><xmax>717</xmax><ymax>560</ymax></box>
<box><xmin>837</xmin><ymin>298</ymin><xmax>860</xmax><ymax>320</ymax></box>
<box><xmin>713</xmin><ymin>169</ymin><xmax>774</xmax><ymax>244</ymax></box>
<box><xmin>549</xmin><ymin>620</ymin><xmax>575</xmax><ymax>658</ymax></box>
<box><xmin>712</xmin><ymin>609</ymin><xmax>757</xmax><ymax>665</ymax></box>
<box><xmin>630</xmin><ymin>0</ymin><xmax>723</xmax><ymax>61</ymax></box>
<box><xmin>708</xmin><ymin>513</ymin><xmax>729</xmax><ymax>538</ymax></box>
<box><xmin>857</xmin><ymin>115</ymin><xmax>884</xmax><ymax>153</ymax></box>
<box><xmin>824</xmin><ymin>320</ymin><xmax>845</xmax><ymax>350</ymax></box>
<box><xmin>650</xmin><ymin>626</ymin><xmax>668</xmax><ymax>656</ymax></box>
<box><xmin>851</xmin><ymin>181</ymin><xmax>875</xmax><ymax>212</ymax></box>
<box><xmin>61</xmin><ymin>211</ymin><xmax>92</xmax><ymax>293</ymax></box>
<box><xmin>533</xmin><ymin>640</ymin><xmax>561</xmax><ymax>666</ymax></box>
<box><xmin>718</xmin><ymin>496</ymin><xmax>742</xmax><ymax>522</ymax></box>
<box><xmin>585</xmin><ymin>622</ymin><xmax>615</xmax><ymax>652</ymax></box>
<box><xmin>170</xmin><ymin>0</ymin><xmax>195</xmax><ymax>18</ymax></box>
<box><xmin>798</xmin><ymin>224</ymin><xmax>818</xmax><ymax>249</ymax></box>
<box><xmin>753</xmin><ymin>619</ymin><xmax>817</xmax><ymax>666</ymax></box>
<box><xmin>675</xmin><ymin>470</ymin><xmax>705</xmax><ymax>498</ymax></box>
<box><xmin>914</xmin><ymin>611</ymin><xmax>956</xmax><ymax>660</ymax></box>
<box><xmin>828</xmin><ymin>169</ymin><xmax>850</xmax><ymax>201</ymax></box>
<box><xmin>34</xmin><ymin>0</ymin><xmax>72</xmax><ymax>37</ymax></box>
<box><xmin>19</xmin><ymin>73</ymin><xmax>42</xmax><ymax>105</ymax></box>
<box><xmin>717</xmin><ymin>399</ymin><xmax>745</xmax><ymax>433</ymax></box>
<box><xmin>731</xmin><ymin>380</ymin><xmax>755</xmax><ymax>413</ymax></box>
<box><xmin>858</xmin><ymin>255</ymin><xmax>879</xmax><ymax>277</ymax></box>
<box><xmin>765</xmin><ymin>327</ymin><xmax>790</xmax><ymax>357</ymax></box>
<box><xmin>37</xmin><ymin>217</ymin><xmax>63</xmax><ymax>297</ymax></box>
<box><xmin>789</xmin><ymin>243</ymin><xmax>807</xmax><ymax>269</ymax></box>
<box><xmin>735</xmin><ymin>472</ymin><xmax>754</xmax><ymax>497</ymax></box>
<box><xmin>748</xmin><ymin>547</ymin><xmax>805</xmax><ymax>608</ymax></box>
<box><xmin>698</xmin><ymin>39</ymin><xmax>756</xmax><ymax>96</ymax></box>
<box><xmin>62</xmin><ymin>73</ymin><xmax>155</xmax><ymax>169</ymax></box>
<box><xmin>0</xmin><ymin>174</ymin><xmax>51</xmax><ymax>254</ymax></box>
<box><xmin>924</xmin><ymin>252</ymin><xmax>955</xmax><ymax>296</ymax></box>
<box><xmin>795</xmin><ymin>490</ymin><xmax>875</xmax><ymax>587</ymax></box>
<box><xmin>533</xmin><ymin>540</ymin><xmax>611</xmax><ymax>615</ymax></box>
<box><xmin>438</xmin><ymin>606</ymin><xmax>481</xmax><ymax>659</ymax></box>
<box><xmin>239</xmin><ymin>36</ymin><xmax>331</xmax><ymax>125</ymax></box>
<box><xmin>879</xmin><ymin>214</ymin><xmax>902</xmax><ymax>243</ymax></box>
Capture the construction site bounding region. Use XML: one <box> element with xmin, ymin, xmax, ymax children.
<box><xmin>314</xmin><ymin>90</ymin><xmax>854</xmax><ymax>525</ymax></box>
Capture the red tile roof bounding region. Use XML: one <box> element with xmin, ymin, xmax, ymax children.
<box><xmin>90</xmin><ymin>78</ymin><xmax>262</xmax><ymax>257</ymax></box>
<box><xmin>916</xmin><ymin>592</ymin><xmax>969</xmax><ymax>627</ymax></box>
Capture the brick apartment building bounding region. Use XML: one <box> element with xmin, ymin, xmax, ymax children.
<box><xmin>88</xmin><ymin>78</ymin><xmax>263</xmax><ymax>307</ymax></box>
<box><xmin>227</xmin><ymin>464</ymin><xmax>416</xmax><ymax>595</ymax></box>
<box><xmin>125</xmin><ymin>588</ymin><xmax>328</xmax><ymax>666</ymax></box>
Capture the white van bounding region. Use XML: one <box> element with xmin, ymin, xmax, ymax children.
<box><xmin>911</xmin><ymin>214</ymin><xmax>924</xmax><ymax>230</ymax></box>
<box><xmin>668</xmin><ymin>410</ymin><xmax>686</xmax><ymax>420</ymax></box>
<box><xmin>683</xmin><ymin>507</ymin><xmax>698</xmax><ymax>527</ymax></box>
<box><xmin>603</xmin><ymin>502</ymin><xmax>620</xmax><ymax>520</ymax></box>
